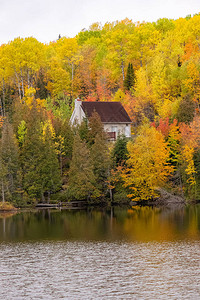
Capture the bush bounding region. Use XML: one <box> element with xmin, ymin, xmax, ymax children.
<box><xmin>0</xmin><ymin>202</ymin><xmax>17</xmax><ymax>211</ymax></box>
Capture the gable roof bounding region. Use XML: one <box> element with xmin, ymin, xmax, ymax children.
<box><xmin>81</xmin><ymin>101</ymin><xmax>131</xmax><ymax>123</ymax></box>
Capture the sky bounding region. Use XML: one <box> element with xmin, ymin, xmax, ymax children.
<box><xmin>0</xmin><ymin>0</ymin><xmax>200</xmax><ymax>45</ymax></box>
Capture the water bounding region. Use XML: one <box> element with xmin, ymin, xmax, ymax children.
<box><xmin>0</xmin><ymin>206</ymin><xmax>200</xmax><ymax>299</ymax></box>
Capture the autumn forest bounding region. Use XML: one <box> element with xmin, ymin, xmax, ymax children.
<box><xmin>1</xmin><ymin>14</ymin><xmax>200</xmax><ymax>207</ymax></box>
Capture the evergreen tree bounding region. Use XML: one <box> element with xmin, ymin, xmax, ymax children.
<box><xmin>53</xmin><ymin>117</ymin><xmax>74</xmax><ymax>175</ymax></box>
<box><xmin>90</xmin><ymin>132</ymin><xmax>110</xmax><ymax>198</ymax></box>
<box><xmin>124</xmin><ymin>63</ymin><xmax>135</xmax><ymax>91</ymax></box>
<box><xmin>40</xmin><ymin>125</ymin><xmax>61</xmax><ymax>202</ymax></box>
<box><xmin>22</xmin><ymin>112</ymin><xmax>44</xmax><ymax>201</ymax></box>
<box><xmin>68</xmin><ymin>134</ymin><xmax>97</xmax><ymax>201</ymax></box>
<box><xmin>22</xmin><ymin>104</ymin><xmax>61</xmax><ymax>202</ymax></box>
<box><xmin>0</xmin><ymin>120</ymin><xmax>20</xmax><ymax>204</ymax></box>
<box><xmin>78</xmin><ymin>118</ymin><xmax>89</xmax><ymax>142</ymax></box>
<box><xmin>88</xmin><ymin>111</ymin><xmax>105</xmax><ymax>145</ymax></box>
<box><xmin>112</xmin><ymin>135</ymin><xmax>128</xmax><ymax>167</ymax></box>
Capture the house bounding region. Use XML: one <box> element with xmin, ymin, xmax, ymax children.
<box><xmin>70</xmin><ymin>99</ymin><xmax>132</xmax><ymax>140</ymax></box>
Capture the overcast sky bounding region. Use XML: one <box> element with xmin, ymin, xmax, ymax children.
<box><xmin>0</xmin><ymin>0</ymin><xmax>200</xmax><ymax>45</ymax></box>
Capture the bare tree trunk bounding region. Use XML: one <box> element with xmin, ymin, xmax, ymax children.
<box><xmin>20</xmin><ymin>69</ymin><xmax>25</xmax><ymax>97</ymax></box>
<box><xmin>27</xmin><ymin>69</ymin><xmax>30</xmax><ymax>89</ymax></box>
<box><xmin>41</xmin><ymin>192</ymin><xmax>45</xmax><ymax>203</ymax></box>
<box><xmin>2</xmin><ymin>79</ymin><xmax>6</xmax><ymax>116</ymax></box>
<box><xmin>15</xmin><ymin>72</ymin><xmax>22</xmax><ymax>99</ymax></box>
<box><xmin>109</xmin><ymin>188</ymin><xmax>113</xmax><ymax>202</ymax></box>
<box><xmin>47</xmin><ymin>191</ymin><xmax>50</xmax><ymax>204</ymax></box>
<box><xmin>121</xmin><ymin>60</ymin><xmax>125</xmax><ymax>81</ymax></box>
<box><xmin>71</xmin><ymin>62</ymin><xmax>74</xmax><ymax>99</ymax></box>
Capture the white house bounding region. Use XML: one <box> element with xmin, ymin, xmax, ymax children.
<box><xmin>70</xmin><ymin>99</ymin><xmax>132</xmax><ymax>140</ymax></box>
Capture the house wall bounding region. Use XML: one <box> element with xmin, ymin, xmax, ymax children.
<box><xmin>70</xmin><ymin>99</ymin><xmax>131</xmax><ymax>138</ymax></box>
<box><xmin>70</xmin><ymin>99</ymin><xmax>86</xmax><ymax>125</ymax></box>
<box><xmin>103</xmin><ymin>123</ymin><xmax>131</xmax><ymax>138</ymax></box>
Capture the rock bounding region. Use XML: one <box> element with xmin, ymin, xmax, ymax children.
<box><xmin>154</xmin><ymin>188</ymin><xmax>185</xmax><ymax>208</ymax></box>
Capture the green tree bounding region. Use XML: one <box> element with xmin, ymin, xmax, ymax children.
<box><xmin>0</xmin><ymin>120</ymin><xmax>20</xmax><ymax>204</ymax></box>
<box><xmin>88</xmin><ymin>111</ymin><xmax>106</xmax><ymax>145</ymax></box>
<box><xmin>124</xmin><ymin>63</ymin><xmax>135</xmax><ymax>91</ymax></box>
<box><xmin>112</xmin><ymin>135</ymin><xmax>128</xmax><ymax>166</ymax></box>
<box><xmin>91</xmin><ymin>132</ymin><xmax>110</xmax><ymax>198</ymax></box>
<box><xmin>68</xmin><ymin>134</ymin><xmax>97</xmax><ymax>200</ymax></box>
<box><xmin>40</xmin><ymin>125</ymin><xmax>61</xmax><ymax>202</ymax></box>
<box><xmin>21</xmin><ymin>104</ymin><xmax>61</xmax><ymax>202</ymax></box>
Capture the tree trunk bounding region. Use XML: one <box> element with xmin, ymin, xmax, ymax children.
<box><xmin>15</xmin><ymin>72</ymin><xmax>22</xmax><ymax>99</ymax></box>
<box><xmin>41</xmin><ymin>192</ymin><xmax>45</xmax><ymax>203</ymax></box>
<box><xmin>20</xmin><ymin>69</ymin><xmax>25</xmax><ymax>97</ymax></box>
<box><xmin>47</xmin><ymin>191</ymin><xmax>50</xmax><ymax>204</ymax></box>
<box><xmin>121</xmin><ymin>60</ymin><xmax>125</xmax><ymax>81</ymax></box>
<box><xmin>2</xmin><ymin>79</ymin><xmax>6</xmax><ymax>116</ymax></box>
<box><xmin>27</xmin><ymin>69</ymin><xmax>30</xmax><ymax>89</ymax></box>
<box><xmin>71</xmin><ymin>62</ymin><xmax>74</xmax><ymax>100</ymax></box>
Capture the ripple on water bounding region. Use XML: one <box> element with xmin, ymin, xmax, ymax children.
<box><xmin>0</xmin><ymin>241</ymin><xmax>200</xmax><ymax>299</ymax></box>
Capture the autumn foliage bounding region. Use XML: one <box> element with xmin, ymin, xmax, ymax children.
<box><xmin>1</xmin><ymin>14</ymin><xmax>200</xmax><ymax>204</ymax></box>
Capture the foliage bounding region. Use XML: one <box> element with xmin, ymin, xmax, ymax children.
<box><xmin>122</xmin><ymin>125</ymin><xmax>173</xmax><ymax>201</ymax></box>
<box><xmin>2</xmin><ymin>15</ymin><xmax>200</xmax><ymax>204</ymax></box>
<box><xmin>111</xmin><ymin>135</ymin><xmax>128</xmax><ymax>166</ymax></box>
<box><xmin>68</xmin><ymin>134</ymin><xmax>98</xmax><ymax>201</ymax></box>
<box><xmin>124</xmin><ymin>63</ymin><xmax>135</xmax><ymax>91</ymax></box>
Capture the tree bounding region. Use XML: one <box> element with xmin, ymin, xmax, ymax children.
<box><xmin>90</xmin><ymin>132</ymin><xmax>110</xmax><ymax>198</ymax></box>
<box><xmin>122</xmin><ymin>124</ymin><xmax>173</xmax><ymax>201</ymax></box>
<box><xmin>0</xmin><ymin>120</ymin><xmax>20</xmax><ymax>204</ymax></box>
<box><xmin>53</xmin><ymin>118</ymin><xmax>74</xmax><ymax>176</ymax></box>
<box><xmin>21</xmin><ymin>104</ymin><xmax>61</xmax><ymax>202</ymax></box>
<box><xmin>68</xmin><ymin>134</ymin><xmax>97</xmax><ymax>200</ymax></box>
<box><xmin>124</xmin><ymin>63</ymin><xmax>135</xmax><ymax>91</ymax></box>
<box><xmin>40</xmin><ymin>125</ymin><xmax>61</xmax><ymax>202</ymax></box>
<box><xmin>112</xmin><ymin>135</ymin><xmax>128</xmax><ymax>166</ymax></box>
<box><xmin>88</xmin><ymin>111</ymin><xmax>105</xmax><ymax>145</ymax></box>
<box><xmin>177</xmin><ymin>94</ymin><xmax>195</xmax><ymax>124</ymax></box>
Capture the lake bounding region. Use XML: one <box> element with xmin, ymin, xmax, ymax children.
<box><xmin>0</xmin><ymin>205</ymin><xmax>200</xmax><ymax>299</ymax></box>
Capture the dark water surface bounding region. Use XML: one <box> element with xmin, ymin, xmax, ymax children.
<box><xmin>0</xmin><ymin>206</ymin><xmax>200</xmax><ymax>299</ymax></box>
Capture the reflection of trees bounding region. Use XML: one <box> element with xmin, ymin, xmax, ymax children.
<box><xmin>0</xmin><ymin>206</ymin><xmax>200</xmax><ymax>242</ymax></box>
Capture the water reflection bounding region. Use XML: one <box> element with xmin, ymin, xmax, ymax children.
<box><xmin>0</xmin><ymin>205</ymin><xmax>200</xmax><ymax>242</ymax></box>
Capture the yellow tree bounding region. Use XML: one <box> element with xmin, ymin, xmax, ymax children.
<box><xmin>7</xmin><ymin>37</ymin><xmax>45</xmax><ymax>98</ymax></box>
<box><xmin>53</xmin><ymin>37</ymin><xmax>82</xmax><ymax>98</ymax></box>
<box><xmin>0</xmin><ymin>44</ymin><xmax>14</xmax><ymax>115</ymax></box>
<box><xmin>122</xmin><ymin>124</ymin><xmax>173</xmax><ymax>201</ymax></box>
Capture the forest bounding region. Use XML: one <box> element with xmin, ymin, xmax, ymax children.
<box><xmin>1</xmin><ymin>13</ymin><xmax>200</xmax><ymax>207</ymax></box>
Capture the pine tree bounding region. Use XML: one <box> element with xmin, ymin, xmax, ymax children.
<box><xmin>40</xmin><ymin>125</ymin><xmax>61</xmax><ymax>202</ymax></box>
<box><xmin>123</xmin><ymin>63</ymin><xmax>135</xmax><ymax>91</ymax></box>
<box><xmin>0</xmin><ymin>120</ymin><xmax>20</xmax><ymax>204</ymax></box>
<box><xmin>112</xmin><ymin>135</ymin><xmax>128</xmax><ymax>167</ymax></box>
<box><xmin>53</xmin><ymin>117</ymin><xmax>74</xmax><ymax>175</ymax></box>
<box><xmin>88</xmin><ymin>111</ymin><xmax>105</xmax><ymax>145</ymax></box>
<box><xmin>22</xmin><ymin>114</ymin><xmax>44</xmax><ymax>201</ymax></box>
<box><xmin>90</xmin><ymin>132</ymin><xmax>110</xmax><ymax>198</ymax></box>
<box><xmin>68</xmin><ymin>134</ymin><xmax>97</xmax><ymax>201</ymax></box>
<box><xmin>22</xmin><ymin>106</ymin><xmax>61</xmax><ymax>202</ymax></box>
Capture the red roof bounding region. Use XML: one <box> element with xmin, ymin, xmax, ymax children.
<box><xmin>81</xmin><ymin>101</ymin><xmax>131</xmax><ymax>123</ymax></box>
